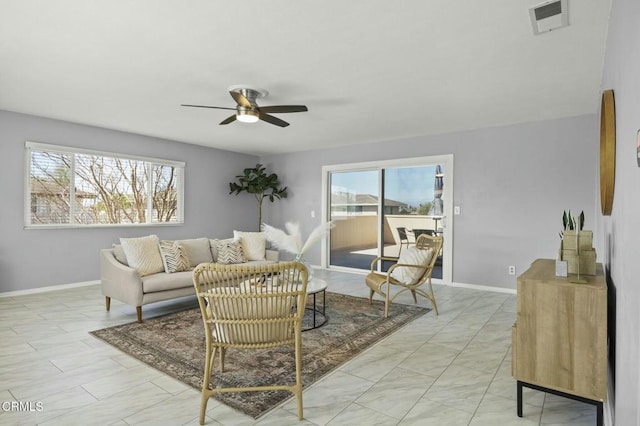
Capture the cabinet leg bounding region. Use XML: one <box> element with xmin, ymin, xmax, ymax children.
<box><xmin>597</xmin><ymin>401</ymin><xmax>603</xmax><ymax>426</ymax></box>
<box><xmin>517</xmin><ymin>381</ymin><xmax>523</xmax><ymax>417</ymax></box>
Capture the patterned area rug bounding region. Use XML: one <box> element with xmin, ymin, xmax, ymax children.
<box><xmin>90</xmin><ymin>292</ymin><xmax>429</xmax><ymax>419</ymax></box>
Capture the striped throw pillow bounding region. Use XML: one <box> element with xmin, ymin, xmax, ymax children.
<box><xmin>120</xmin><ymin>235</ymin><xmax>165</xmax><ymax>276</ymax></box>
<box><xmin>159</xmin><ymin>240</ymin><xmax>191</xmax><ymax>273</ymax></box>
<box><xmin>216</xmin><ymin>240</ymin><xmax>246</xmax><ymax>264</ymax></box>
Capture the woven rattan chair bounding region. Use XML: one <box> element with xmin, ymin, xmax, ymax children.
<box><xmin>365</xmin><ymin>234</ymin><xmax>443</xmax><ymax>317</ymax></box>
<box><xmin>192</xmin><ymin>261</ymin><xmax>308</xmax><ymax>424</ymax></box>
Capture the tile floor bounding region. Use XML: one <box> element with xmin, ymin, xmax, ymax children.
<box><xmin>0</xmin><ymin>269</ymin><xmax>597</xmax><ymax>425</ymax></box>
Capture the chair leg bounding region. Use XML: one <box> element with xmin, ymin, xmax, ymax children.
<box><xmin>294</xmin><ymin>329</ymin><xmax>304</xmax><ymax>420</ymax></box>
<box><xmin>136</xmin><ymin>306</ymin><xmax>142</xmax><ymax>323</ymax></box>
<box><xmin>105</xmin><ymin>296</ymin><xmax>111</xmax><ymax>311</ymax></box>
<box><xmin>410</xmin><ymin>290</ymin><xmax>417</xmax><ymax>304</ymax></box>
<box><xmin>384</xmin><ymin>288</ymin><xmax>390</xmax><ymax>318</ymax></box>
<box><xmin>431</xmin><ymin>296</ymin><xmax>439</xmax><ymax>315</ymax></box>
<box><xmin>199</xmin><ymin>391</ymin><xmax>209</xmax><ymax>425</ymax></box>
<box><xmin>200</xmin><ymin>342</ymin><xmax>213</xmax><ymax>425</ymax></box>
<box><xmin>428</xmin><ymin>281</ymin><xmax>438</xmax><ymax>315</ymax></box>
<box><xmin>369</xmin><ymin>289</ymin><xmax>374</xmax><ymax>304</ymax></box>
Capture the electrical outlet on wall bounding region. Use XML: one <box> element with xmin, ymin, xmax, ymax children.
<box><xmin>508</xmin><ymin>266</ymin><xmax>516</xmax><ymax>275</ymax></box>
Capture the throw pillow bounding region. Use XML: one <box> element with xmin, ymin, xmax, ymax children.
<box><xmin>233</xmin><ymin>231</ymin><xmax>266</xmax><ymax>261</ymax></box>
<box><xmin>209</xmin><ymin>238</ymin><xmax>233</xmax><ymax>262</ymax></box>
<box><xmin>390</xmin><ymin>246</ymin><xmax>434</xmax><ymax>285</ymax></box>
<box><xmin>176</xmin><ymin>238</ymin><xmax>213</xmax><ymax>266</ymax></box>
<box><xmin>159</xmin><ymin>240</ymin><xmax>190</xmax><ymax>273</ymax></box>
<box><xmin>216</xmin><ymin>239</ymin><xmax>246</xmax><ymax>264</ymax></box>
<box><xmin>209</xmin><ymin>239</ymin><xmax>219</xmax><ymax>262</ymax></box>
<box><xmin>120</xmin><ymin>235</ymin><xmax>164</xmax><ymax>277</ymax></box>
<box><xmin>112</xmin><ymin>244</ymin><xmax>129</xmax><ymax>266</ymax></box>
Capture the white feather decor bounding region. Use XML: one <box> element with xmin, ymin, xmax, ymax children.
<box><xmin>261</xmin><ymin>221</ymin><xmax>335</xmax><ymax>257</ymax></box>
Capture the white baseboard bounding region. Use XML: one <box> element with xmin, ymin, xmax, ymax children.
<box><xmin>317</xmin><ymin>266</ymin><xmax>517</xmax><ymax>294</ymax></box>
<box><xmin>0</xmin><ymin>280</ymin><xmax>100</xmax><ymax>298</ymax></box>
<box><xmin>451</xmin><ymin>281</ymin><xmax>517</xmax><ymax>295</ymax></box>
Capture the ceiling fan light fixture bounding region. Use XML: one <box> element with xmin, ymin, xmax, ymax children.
<box><xmin>236</xmin><ymin>109</ymin><xmax>259</xmax><ymax>123</ymax></box>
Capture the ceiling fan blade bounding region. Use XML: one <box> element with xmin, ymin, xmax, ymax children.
<box><xmin>230</xmin><ymin>91</ymin><xmax>253</xmax><ymax>108</ymax></box>
<box><xmin>259</xmin><ymin>105</ymin><xmax>308</xmax><ymax>114</ymax></box>
<box><xmin>181</xmin><ymin>104</ymin><xmax>236</xmax><ymax>111</ymax></box>
<box><xmin>219</xmin><ymin>114</ymin><xmax>237</xmax><ymax>125</ymax></box>
<box><xmin>259</xmin><ymin>113</ymin><xmax>289</xmax><ymax>127</ymax></box>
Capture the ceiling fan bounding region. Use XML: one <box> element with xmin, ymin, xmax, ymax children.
<box><xmin>181</xmin><ymin>85</ymin><xmax>308</xmax><ymax>128</ymax></box>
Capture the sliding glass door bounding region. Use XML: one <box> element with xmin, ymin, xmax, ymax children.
<box><xmin>322</xmin><ymin>155</ymin><xmax>452</xmax><ymax>284</ymax></box>
<box><xmin>328</xmin><ymin>170</ymin><xmax>379</xmax><ymax>269</ymax></box>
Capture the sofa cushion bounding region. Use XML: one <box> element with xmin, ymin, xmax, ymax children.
<box><xmin>142</xmin><ymin>271</ymin><xmax>193</xmax><ymax>293</ymax></box>
<box><xmin>159</xmin><ymin>240</ymin><xmax>190</xmax><ymax>273</ymax></box>
<box><xmin>216</xmin><ymin>239</ymin><xmax>246</xmax><ymax>264</ymax></box>
<box><xmin>177</xmin><ymin>238</ymin><xmax>213</xmax><ymax>266</ymax></box>
<box><xmin>233</xmin><ymin>230</ymin><xmax>267</xmax><ymax>261</ymax></box>
<box><xmin>120</xmin><ymin>235</ymin><xmax>164</xmax><ymax>277</ymax></box>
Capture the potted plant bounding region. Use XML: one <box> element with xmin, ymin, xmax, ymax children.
<box><xmin>557</xmin><ymin>210</ymin><xmax>596</xmax><ymax>278</ymax></box>
<box><xmin>229</xmin><ymin>164</ymin><xmax>288</xmax><ymax>230</ymax></box>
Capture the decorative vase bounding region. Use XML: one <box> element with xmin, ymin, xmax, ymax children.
<box><xmin>293</xmin><ymin>254</ymin><xmax>314</xmax><ymax>282</ymax></box>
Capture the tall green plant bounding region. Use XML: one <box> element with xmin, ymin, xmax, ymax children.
<box><xmin>229</xmin><ymin>164</ymin><xmax>288</xmax><ymax>230</ymax></box>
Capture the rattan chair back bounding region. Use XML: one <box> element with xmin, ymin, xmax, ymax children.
<box><xmin>192</xmin><ymin>261</ymin><xmax>308</xmax><ymax>423</ymax></box>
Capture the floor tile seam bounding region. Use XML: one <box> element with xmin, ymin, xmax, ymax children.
<box><xmin>336</xmin><ymin>400</ymin><xmax>401</xmax><ymax>425</ymax></box>
<box><xmin>393</xmin><ymin>337</ymin><xmax>468</xmax><ymax>422</ymax></box>
<box><xmin>18</xmin><ymin>387</ymin><xmax>99</xmax><ymax>426</ymax></box>
<box><xmin>382</xmin><ymin>376</ymin><xmax>442</xmax><ymax>425</ymax></box>
<box><xmin>120</xmin><ymin>383</ymin><xmax>188</xmax><ymax>425</ymax></box>
<box><xmin>466</xmin><ymin>340</ymin><xmax>540</xmax><ymax>425</ymax></box>
<box><xmin>420</xmin><ymin>311</ymin><xmax>498</xmax><ymax>410</ymax></box>
<box><xmin>426</xmin><ymin>306</ymin><xmax>493</xmax><ymax>356</ymax></box>
<box><xmin>490</xmin><ymin>298</ymin><xmax>517</xmax><ymax>321</ymax></box>
<box><xmin>466</xmin><ymin>348</ymin><xmax>508</xmax><ymax>420</ymax></box>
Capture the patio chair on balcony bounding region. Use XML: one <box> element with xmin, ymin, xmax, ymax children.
<box><xmin>396</xmin><ymin>227</ymin><xmax>412</xmax><ymax>257</ymax></box>
<box><xmin>365</xmin><ymin>234</ymin><xmax>443</xmax><ymax>317</ymax></box>
<box><xmin>411</xmin><ymin>229</ymin><xmax>435</xmax><ymax>238</ymax></box>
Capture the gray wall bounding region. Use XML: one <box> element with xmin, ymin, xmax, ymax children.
<box><xmin>0</xmin><ymin>110</ymin><xmax>258</xmax><ymax>292</ymax></box>
<box><xmin>262</xmin><ymin>115</ymin><xmax>598</xmax><ymax>290</ymax></box>
<box><xmin>597</xmin><ymin>0</ymin><xmax>640</xmax><ymax>422</ymax></box>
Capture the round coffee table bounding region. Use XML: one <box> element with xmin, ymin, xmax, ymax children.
<box><xmin>303</xmin><ymin>278</ymin><xmax>328</xmax><ymax>331</ymax></box>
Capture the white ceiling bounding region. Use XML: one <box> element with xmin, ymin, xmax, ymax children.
<box><xmin>0</xmin><ymin>0</ymin><xmax>611</xmax><ymax>156</ymax></box>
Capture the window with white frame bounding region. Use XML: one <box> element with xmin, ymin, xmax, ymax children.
<box><xmin>25</xmin><ymin>142</ymin><xmax>185</xmax><ymax>227</ymax></box>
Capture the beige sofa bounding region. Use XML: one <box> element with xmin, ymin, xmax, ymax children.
<box><xmin>100</xmin><ymin>235</ymin><xmax>279</xmax><ymax>322</ymax></box>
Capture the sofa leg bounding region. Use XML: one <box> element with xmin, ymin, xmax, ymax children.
<box><xmin>136</xmin><ymin>306</ymin><xmax>143</xmax><ymax>323</ymax></box>
<box><xmin>105</xmin><ymin>296</ymin><xmax>111</xmax><ymax>312</ymax></box>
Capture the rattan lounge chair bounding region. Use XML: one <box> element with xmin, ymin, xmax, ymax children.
<box><xmin>192</xmin><ymin>261</ymin><xmax>308</xmax><ymax>424</ymax></box>
<box><xmin>365</xmin><ymin>234</ymin><xmax>443</xmax><ymax>317</ymax></box>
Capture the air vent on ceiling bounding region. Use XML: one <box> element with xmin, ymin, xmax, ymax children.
<box><xmin>529</xmin><ymin>0</ymin><xmax>568</xmax><ymax>35</ymax></box>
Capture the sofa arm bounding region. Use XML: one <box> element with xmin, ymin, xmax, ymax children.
<box><xmin>100</xmin><ymin>249</ymin><xmax>144</xmax><ymax>307</ymax></box>
<box><xmin>265</xmin><ymin>249</ymin><xmax>280</xmax><ymax>262</ymax></box>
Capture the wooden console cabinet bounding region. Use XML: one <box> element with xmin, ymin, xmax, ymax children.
<box><xmin>512</xmin><ymin>258</ymin><xmax>607</xmax><ymax>425</ymax></box>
